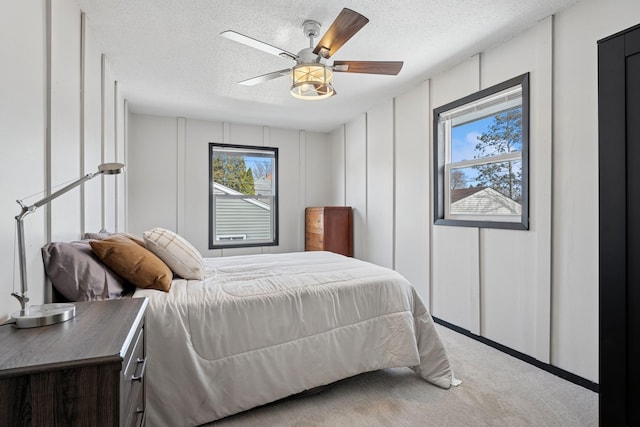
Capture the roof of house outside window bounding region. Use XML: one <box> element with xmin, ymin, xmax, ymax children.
<box><xmin>253</xmin><ymin>176</ymin><xmax>273</xmax><ymax>195</ymax></box>
<box><xmin>450</xmin><ymin>187</ymin><xmax>521</xmax><ymax>215</ymax></box>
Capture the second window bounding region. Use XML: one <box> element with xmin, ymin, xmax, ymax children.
<box><xmin>209</xmin><ymin>143</ymin><xmax>278</xmax><ymax>249</ymax></box>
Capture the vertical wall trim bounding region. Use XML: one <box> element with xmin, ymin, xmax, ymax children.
<box><xmin>123</xmin><ymin>99</ymin><xmax>129</xmax><ymax>232</ymax></box>
<box><xmin>471</xmin><ymin>54</ymin><xmax>482</xmax><ymax>336</ymax></box>
<box><xmin>391</xmin><ymin>98</ymin><xmax>397</xmax><ymax>270</ymax></box>
<box><xmin>478</xmin><ymin>52</ymin><xmax>482</xmax><ymax>92</ymax></box>
<box><xmin>548</xmin><ymin>13</ymin><xmax>556</xmax><ymax>365</ymax></box>
<box><xmin>113</xmin><ymin>80</ymin><xmax>119</xmax><ymax>231</ymax></box>
<box><xmin>534</xmin><ymin>15</ymin><xmax>554</xmax><ymax>364</ymax></box>
<box><xmin>220</xmin><ymin>122</ymin><xmax>230</xmax><ymax>257</ymax></box>
<box><xmin>474</xmin><ymin>228</ymin><xmax>483</xmax><ymax>335</ymax></box>
<box><xmin>176</xmin><ymin>117</ymin><xmax>187</xmax><ymax>234</ymax></box>
<box><xmin>468</xmin><ymin>228</ymin><xmax>481</xmax><ymax>335</ymax></box>
<box><xmin>223</xmin><ymin>122</ymin><xmax>230</xmax><ymax>143</ymax></box>
<box><xmin>299</xmin><ymin>130</ymin><xmax>307</xmax><ymax>252</ymax></box>
<box><xmin>427</xmin><ymin>79</ymin><xmax>434</xmax><ymax>313</ymax></box>
<box><xmin>342</xmin><ymin>125</ymin><xmax>347</xmax><ymax>205</ymax></box>
<box><xmin>261</xmin><ymin>126</ymin><xmax>271</xmax><ymax>255</ymax></box>
<box><xmin>43</xmin><ymin>0</ymin><xmax>53</xmax><ymax>303</ymax></box>
<box><xmin>45</xmin><ymin>0</ymin><xmax>52</xmax><ymax>244</ymax></box>
<box><xmin>100</xmin><ymin>54</ymin><xmax>106</xmax><ymax>229</ymax></box>
<box><xmin>364</xmin><ymin>113</ymin><xmax>369</xmax><ymax>259</ymax></box>
<box><xmin>79</xmin><ymin>12</ymin><xmax>86</xmax><ymax>235</ymax></box>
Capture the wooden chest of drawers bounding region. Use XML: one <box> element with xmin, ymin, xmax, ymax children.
<box><xmin>0</xmin><ymin>298</ymin><xmax>148</xmax><ymax>427</ymax></box>
<box><xmin>305</xmin><ymin>206</ymin><xmax>353</xmax><ymax>257</ymax></box>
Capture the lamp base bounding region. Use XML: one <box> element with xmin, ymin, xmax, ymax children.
<box><xmin>11</xmin><ymin>303</ymin><xmax>76</xmax><ymax>329</ymax></box>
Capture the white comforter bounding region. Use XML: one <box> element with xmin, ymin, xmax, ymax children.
<box><xmin>134</xmin><ymin>251</ymin><xmax>453</xmax><ymax>427</ymax></box>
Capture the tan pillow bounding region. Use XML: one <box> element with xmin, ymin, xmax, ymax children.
<box><xmin>143</xmin><ymin>227</ymin><xmax>205</xmax><ymax>280</ymax></box>
<box><xmin>84</xmin><ymin>230</ymin><xmax>145</xmax><ymax>247</ymax></box>
<box><xmin>117</xmin><ymin>232</ymin><xmax>146</xmax><ymax>247</ymax></box>
<box><xmin>90</xmin><ymin>234</ymin><xmax>173</xmax><ymax>292</ymax></box>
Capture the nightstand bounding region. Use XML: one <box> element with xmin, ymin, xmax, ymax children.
<box><xmin>0</xmin><ymin>297</ymin><xmax>148</xmax><ymax>427</ymax></box>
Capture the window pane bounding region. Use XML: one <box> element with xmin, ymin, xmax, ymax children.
<box><xmin>215</xmin><ymin>196</ymin><xmax>273</xmax><ymax>241</ymax></box>
<box><xmin>247</xmin><ymin>156</ymin><xmax>275</xmax><ymax>196</ymax></box>
<box><xmin>210</xmin><ymin>143</ymin><xmax>278</xmax><ymax>248</ymax></box>
<box><xmin>451</xmin><ymin>105</ymin><xmax>522</xmax><ymax>163</ymax></box>
<box><xmin>211</xmin><ymin>149</ymin><xmax>275</xmax><ymax>196</ymax></box>
<box><xmin>433</xmin><ymin>73</ymin><xmax>528</xmax><ymax>229</ymax></box>
<box><xmin>449</xmin><ymin>160</ymin><xmax>522</xmax><ymax>216</ymax></box>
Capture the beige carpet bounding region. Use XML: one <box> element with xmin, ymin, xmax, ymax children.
<box><xmin>206</xmin><ymin>325</ymin><xmax>598</xmax><ymax>426</ymax></box>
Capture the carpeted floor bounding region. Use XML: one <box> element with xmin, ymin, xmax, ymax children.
<box><xmin>206</xmin><ymin>324</ymin><xmax>598</xmax><ymax>426</ymax></box>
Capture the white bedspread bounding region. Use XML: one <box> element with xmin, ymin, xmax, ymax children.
<box><xmin>134</xmin><ymin>251</ymin><xmax>453</xmax><ymax>427</ymax></box>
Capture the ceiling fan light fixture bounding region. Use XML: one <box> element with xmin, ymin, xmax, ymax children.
<box><xmin>290</xmin><ymin>63</ymin><xmax>334</xmax><ymax>100</ymax></box>
<box><xmin>224</xmin><ymin>9</ymin><xmax>401</xmax><ymax>99</ymax></box>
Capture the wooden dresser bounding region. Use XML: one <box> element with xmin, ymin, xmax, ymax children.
<box><xmin>305</xmin><ymin>206</ymin><xmax>353</xmax><ymax>257</ymax></box>
<box><xmin>0</xmin><ymin>297</ymin><xmax>148</xmax><ymax>427</ymax></box>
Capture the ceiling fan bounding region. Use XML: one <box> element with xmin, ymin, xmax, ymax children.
<box><xmin>220</xmin><ymin>8</ymin><xmax>403</xmax><ymax>100</ymax></box>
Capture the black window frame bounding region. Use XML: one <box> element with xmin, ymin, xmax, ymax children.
<box><xmin>433</xmin><ymin>73</ymin><xmax>530</xmax><ymax>230</ymax></box>
<box><xmin>208</xmin><ymin>142</ymin><xmax>279</xmax><ymax>249</ymax></box>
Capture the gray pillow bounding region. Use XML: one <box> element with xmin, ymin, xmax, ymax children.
<box><xmin>83</xmin><ymin>230</ymin><xmax>112</xmax><ymax>240</ymax></box>
<box><xmin>41</xmin><ymin>240</ymin><xmax>131</xmax><ymax>301</ymax></box>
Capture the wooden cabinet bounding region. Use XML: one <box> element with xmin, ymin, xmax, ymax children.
<box><xmin>0</xmin><ymin>298</ymin><xmax>148</xmax><ymax>427</ymax></box>
<box><xmin>305</xmin><ymin>206</ymin><xmax>353</xmax><ymax>257</ymax></box>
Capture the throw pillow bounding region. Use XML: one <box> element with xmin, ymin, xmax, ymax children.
<box><xmin>90</xmin><ymin>234</ymin><xmax>173</xmax><ymax>292</ymax></box>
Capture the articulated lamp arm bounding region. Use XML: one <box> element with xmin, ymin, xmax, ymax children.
<box><xmin>10</xmin><ymin>162</ymin><xmax>124</xmax><ymax>320</ymax></box>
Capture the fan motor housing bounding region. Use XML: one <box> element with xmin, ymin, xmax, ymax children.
<box><xmin>302</xmin><ymin>20</ymin><xmax>321</xmax><ymax>39</ymax></box>
<box><xmin>297</xmin><ymin>47</ymin><xmax>320</xmax><ymax>64</ymax></box>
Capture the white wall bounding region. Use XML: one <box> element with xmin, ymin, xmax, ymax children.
<box><xmin>430</xmin><ymin>55</ymin><xmax>482</xmax><ymax>336</ymax></box>
<box><xmin>127</xmin><ymin>114</ymin><xmax>331</xmax><ymax>258</ymax></box>
<box><xmin>0</xmin><ymin>1</ymin><xmax>47</xmax><ymax>321</ymax></box>
<box><xmin>102</xmin><ymin>59</ymin><xmax>118</xmax><ymax>232</ymax></box>
<box><xmin>0</xmin><ymin>1</ymin><xmax>126</xmax><ymax>322</ymax></box>
<box><xmin>327</xmin><ymin>126</ymin><xmax>345</xmax><ymax>206</ymax></box>
<box><xmin>83</xmin><ymin>16</ymin><xmax>104</xmax><ymax>235</ymax></box>
<box><xmin>127</xmin><ymin>114</ymin><xmax>178</xmax><ymax>235</ymax></box>
<box><xmin>551</xmin><ymin>0</ymin><xmax>640</xmax><ymax>383</ymax></box>
<box><xmin>395</xmin><ymin>82</ymin><xmax>431</xmax><ymax>306</ymax></box>
<box><xmin>326</xmin><ymin>0</ymin><xmax>640</xmax><ymax>383</ymax></box>
<box><xmin>304</xmin><ymin>131</ymin><xmax>332</xmax><ymax>208</ymax></box>
<box><xmin>366</xmin><ymin>100</ymin><xmax>394</xmax><ymax>269</ymax></box>
<box><xmin>345</xmin><ymin>115</ymin><xmax>368</xmax><ymax>259</ymax></box>
<box><xmin>481</xmin><ymin>18</ymin><xmax>553</xmax><ymax>363</ymax></box>
<box><xmin>50</xmin><ymin>0</ymin><xmax>81</xmax><ymax>244</ymax></box>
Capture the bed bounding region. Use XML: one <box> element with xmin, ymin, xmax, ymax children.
<box><xmin>132</xmin><ymin>250</ymin><xmax>454</xmax><ymax>426</ymax></box>
<box><xmin>41</xmin><ymin>229</ymin><xmax>456</xmax><ymax>427</ymax></box>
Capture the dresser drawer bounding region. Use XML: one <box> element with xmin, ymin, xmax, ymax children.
<box><xmin>305</xmin><ymin>209</ymin><xmax>324</xmax><ymax>234</ymax></box>
<box><xmin>124</xmin><ymin>386</ymin><xmax>145</xmax><ymax>427</ymax></box>
<box><xmin>121</xmin><ymin>322</ymin><xmax>145</xmax><ymax>426</ymax></box>
<box><xmin>305</xmin><ymin>232</ymin><xmax>324</xmax><ymax>251</ymax></box>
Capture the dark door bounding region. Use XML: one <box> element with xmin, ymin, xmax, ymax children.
<box><xmin>598</xmin><ymin>23</ymin><xmax>640</xmax><ymax>426</ymax></box>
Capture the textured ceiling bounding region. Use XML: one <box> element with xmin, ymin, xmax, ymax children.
<box><xmin>76</xmin><ymin>0</ymin><xmax>579</xmax><ymax>132</ymax></box>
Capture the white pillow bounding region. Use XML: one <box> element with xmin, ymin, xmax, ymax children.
<box><xmin>143</xmin><ymin>227</ymin><xmax>205</xmax><ymax>280</ymax></box>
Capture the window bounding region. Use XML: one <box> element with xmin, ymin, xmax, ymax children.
<box><xmin>209</xmin><ymin>143</ymin><xmax>278</xmax><ymax>248</ymax></box>
<box><xmin>433</xmin><ymin>73</ymin><xmax>529</xmax><ymax>229</ymax></box>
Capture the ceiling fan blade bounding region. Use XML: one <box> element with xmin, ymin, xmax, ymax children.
<box><xmin>333</xmin><ymin>61</ymin><xmax>404</xmax><ymax>75</ymax></box>
<box><xmin>221</xmin><ymin>30</ymin><xmax>298</xmax><ymax>61</ymax></box>
<box><xmin>313</xmin><ymin>8</ymin><xmax>369</xmax><ymax>58</ymax></box>
<box><xmin>238</xmin><ymin>68</ymin><xmax>291</xmax><ymax>86</ymax></box>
